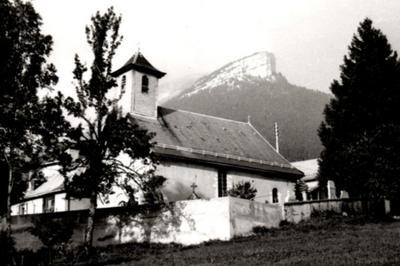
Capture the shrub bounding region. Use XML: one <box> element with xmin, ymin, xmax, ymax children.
<box><xmin>228</xmin><ymin>181</ymin><xmax>257</xmax><ymax>200</ymax></box>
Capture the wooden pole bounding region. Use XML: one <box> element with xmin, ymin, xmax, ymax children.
<box><xmin>274</xmin><ymin>122</ymin><xmax>280</xmax><ymax>153</ymax></box>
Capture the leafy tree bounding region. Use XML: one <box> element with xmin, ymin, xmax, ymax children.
<box><xmin>318</xmin><ymin>18</ymin><xmax>400</xmax><ymax>216</ymax></box>
<box><xmin>228</xmin><ymin>181</ymin><xmax>257</xmax><ymax>200</ymax></box>
<box><xmin>0</xmin><ymin>0</ymin><xmax>67</xmax><ymax>238</ymax></box>
<box><xmin>59</xmin><ymin>7</ymin><xmax>165</xmax><ymax>252</ymax></box>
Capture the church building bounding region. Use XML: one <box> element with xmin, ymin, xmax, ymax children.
<box><xmin>111</xmin><ymin>51</ymin><xmax>302</xmax><ymax>203</ymax></box>
<box><xmin>12</xmin><ymin>52</ymin><xmax>303</xmax><ymax>216</ymax></box>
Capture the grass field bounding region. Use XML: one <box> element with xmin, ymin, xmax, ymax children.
<box><xmin>13</xmin><ymin>213</ymin><xmax>400</xmax><ymax>265</ymax></box>
<box><xmin>82</xmin><ymin>214</ymin><xmax>400</xmax><ymax>265</ymax></box>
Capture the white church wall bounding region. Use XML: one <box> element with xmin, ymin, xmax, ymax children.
<box><xmin>227</xmin><ymin>170</ymin><xmax>295</xmax><ymax>204</ymax></box>
<box><xmin>112</xmin><ymin>70</ymin><xmax>133</xmax><ymax>116</ymax></box>
<box><xmin>27</xmin><ymin>198</ymin><xmax>43</xmax><ymax>214</ymax></box>
<box><xmin>131</xmin><ymin>71</ymin><xmax>158</xmax><ymax>117</ymax></box>
<box><xmin>54</xmin><ymin>193</ymin><xmax>68</xmax><ymax>212</ymax></box>
<box><xmin>156</xmin><ymin>160</ymin><xmax>296</xmax><ymax>204</ymax></box>
<box><xmin>11</xmin><ymin>159</ymin><xmax>296</xmax><ymax>216</ymax></box>
<box><xmin>11</xmin><ymin>198</ymin><xmax>43</xmax><ymax>216</ymax></box>
<box><xmin>156</xmin><ymin>160</ymin><xmax>218</xmax><ymax>201</ymax></box>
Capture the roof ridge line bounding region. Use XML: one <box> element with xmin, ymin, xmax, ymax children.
<box><xmin>247</xmin><ymin>122</ymin><xmax>295</xmax><ymax>168</ymax></box>
<box><xmin>159</xmin><ymin>106</ymin><xmax>249</xmax><ymax>125</ymax></box>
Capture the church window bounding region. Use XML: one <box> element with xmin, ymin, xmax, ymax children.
<box><xmin>121</xmin><ymin>75</ymin><xmax>126</xmax><ymax>91</ymax></box>
<box><xmin>43</xmin><ymin>195</ymin><xmax>55</xmax><ymax>213</ymax></box>
<box><xmin>272</xmin><ymin>188</ymin><xmax>279</xmax><ymax>203</ymax></box>
<box><xmin>218</xmin><ymin>170</ymin><xmax>227</xmax><ymax>197</ymax></box>
<box><xmin>142</xmin><ymin>75</ymin><xmax>149</xmax><ymax>93</ymax></box>
<box><xmin>19</xmin><ymin>203</ymin><xmax>26</xmax><ymax>215</ymax></box>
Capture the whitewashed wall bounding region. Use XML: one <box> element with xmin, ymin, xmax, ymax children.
<box><xmin>11</xmin><ymin>198</ymin><xmax>43</xmax><ymax>215</ymax></box>
<box><xmin>227</xmin><ymin>170</ymin><xmax>295</xmax><ymax>204</ymax></box>
<box><xmin>157</xmin><ymin>161</ymin><xmax>218</xmax><ymax>201</ymax></box>
<box><xmin>97</xmin><ymin>197</ymin><xmax>282</xmax><ymax>246</ymax></box>
<box><xmin>12</xmin><ymin>197</ymin><xmax>283</xmax><ymax>248</ymax></box>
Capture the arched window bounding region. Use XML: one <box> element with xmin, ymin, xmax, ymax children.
<box><xmin>121</xmin><ymin>75</ymin><xmax>126</xmax><ymax>91</ymax></box>
<box><xmin>141</xmin><ymin>75</ymin><xmax>149</xmax><ymax>93</ymax></box>
<box><xmin>272</xmin><ymin>188</ymin><xmax>279</xmax><ymax>203</ymax></box>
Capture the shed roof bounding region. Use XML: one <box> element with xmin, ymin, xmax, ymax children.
<box><xmin>132</xmin><ymin>107</ymin><xmax>303</xmax><ymax>178</ymax></box>
<box><xmin>291</xmin><ymin>159</ymin><xmax>318</xmax><ymax>181</ymax></box>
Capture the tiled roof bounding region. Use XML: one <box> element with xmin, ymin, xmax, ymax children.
<box><xmin>291</xmin><ymin>159</ymin><xmax>318</xmax><ymax>181</ymax></box>
<box><xmin>132</xmin><ymin>107</ymin><xmax>303</xmax><ymax>178</ymax></box>
<box><xmin>112</xmin><ymin>52</ymin><xmax>166</xmax><ymax>78</ymax></box>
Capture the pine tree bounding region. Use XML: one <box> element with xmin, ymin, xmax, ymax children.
<box><xmin>319</xmin><ymin>18</ymin><xmax>400</xmax><ymax>215</ymax></box>
<box><xmin>0</xmin><ymin>0</ymin><xmax>67</xmax><ymax>239</ymax></box>
<box><xmin>60</xmin><ymin>7</ymin><xmax>165</xmax><ymax>252</ymax></box>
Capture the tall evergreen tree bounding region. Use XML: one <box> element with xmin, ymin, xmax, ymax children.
<box><xmin>319</xmin><ymin>18</ymin><xmax>400</xmax><ymax>213</ymax></box>
<box><xmin>0</xmin><ymin>0</ymin><xmax>67</xmax><ymax>238</ymax></box>
<box><xmin>60</xmin><ymin>7</ymin><xmax>165</xmax><ymax>252</ymax></box>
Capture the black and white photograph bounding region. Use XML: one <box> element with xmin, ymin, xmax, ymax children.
<box><xmin>1</xmin><ymin>0</ymin><xmax>400</xmax><ymax>265</ymax></box>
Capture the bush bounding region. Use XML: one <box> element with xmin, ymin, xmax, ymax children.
<box><xmin>228</xmin><ymin>181</ymin><xmax>257</xmax><ymax>200</ymax></box>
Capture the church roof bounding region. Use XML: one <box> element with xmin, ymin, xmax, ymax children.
<box><xmin>132</xmin><ymin>107</ymin><xmax>303</xmax><ymax>179</ymax></box>
<box><xmin>112</xmin><ymin>52</ymin><xmax>166</xmax><ymax>78</ymax></box>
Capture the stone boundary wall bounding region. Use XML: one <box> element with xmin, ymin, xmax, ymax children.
<box><xmin>12</xmin><ymin>197</ymin><xmax>281</xmax><ymax>249</ymax></box>
<box><xmin>284</xmin><ymin>198</ymin><xmax>363</xmax><ymax>224</ymax></box>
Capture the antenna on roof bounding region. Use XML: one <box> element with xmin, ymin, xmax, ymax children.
<box><xmin>274</xmin><ymin>122</ymin><xmax>280</xmax><ymax>153</ymax></box>
<box><xmin>136</xmin><ymin>41</ymin><xmax>141</xmax><ymax>54</ymax></box>
<box><xmin>247</xmin><ymin>115</ymin><xmax>251</xmax><ymax>124</ymax></box>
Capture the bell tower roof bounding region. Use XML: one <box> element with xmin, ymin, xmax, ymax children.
<box><xmin>112</xmin><ymin>51</ymin><xmax>166</xmax><ymax>78</ymax></box>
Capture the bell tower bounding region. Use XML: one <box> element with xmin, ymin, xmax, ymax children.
<box><xmin>112</xmin><ymin>51</ymin><xmax>166</xmax><ymax>118</ymax></box>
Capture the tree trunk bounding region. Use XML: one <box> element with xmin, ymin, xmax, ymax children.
<box><xmin>84</xmin><ymin>192</ymin><xmax>97</xmax><ymax>254</ymax></box>
<box><xmin>5</xmin><ymin>166</ymin><xmax>12</xmax><ymax>239</ymax></box>
<box><xmin>1</xmin><ymin>166</ymin><xmax>13</xmax><ymax>238</ymax></box>
<box><xmin>0</xmin><ymin>159</ymin><xmax>12</xmax><ymax>238</ymax></box>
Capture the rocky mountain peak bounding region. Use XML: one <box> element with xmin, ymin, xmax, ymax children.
<box><xmin>182</xmin><ymin>51</ymin><xmax>277</xmax><ymax>98</ymax></box>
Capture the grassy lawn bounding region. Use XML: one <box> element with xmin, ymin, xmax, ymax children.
<box><xmin>82</xmin><ymin>214</ymin><xmax>400</xmax><ymax>265</ymax></box>
<box><xmin>12</xmin><ymin>214</ymin><xmax>400</xmax><ymax>265</ymax></box>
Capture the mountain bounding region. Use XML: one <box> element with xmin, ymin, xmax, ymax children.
<box><xmin>158</xmin><ymin>72</ymin><xmax>203</xmax><ymax>104</ymax></box>
<box><xmin>165</xmin><ymin>52</ymin><xmax>331</xmax><ymax>161</ymax></box>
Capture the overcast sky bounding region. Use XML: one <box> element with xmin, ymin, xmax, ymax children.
<box><xmin>32</xmin><ymin>0</ymin><xmax>400</xmax><ymax>99</ymax></box>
